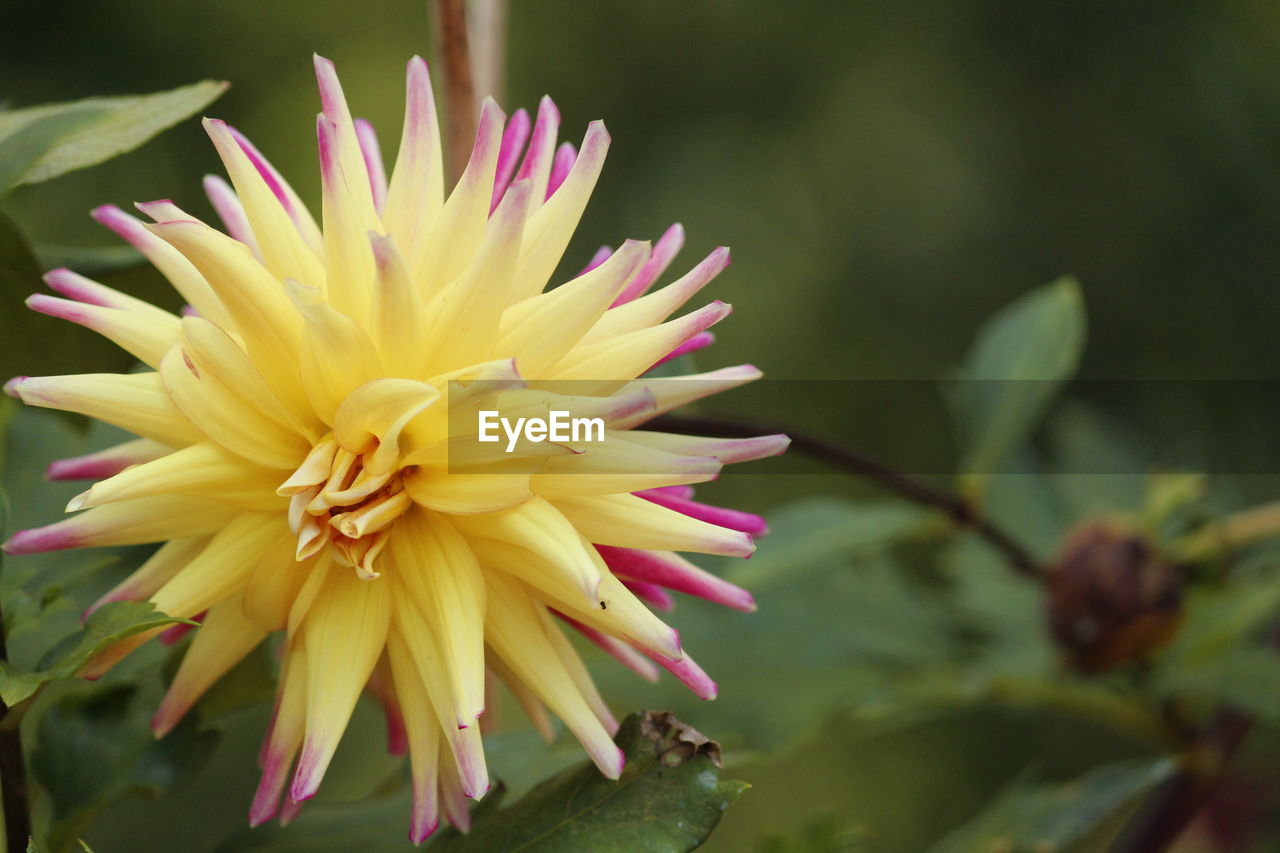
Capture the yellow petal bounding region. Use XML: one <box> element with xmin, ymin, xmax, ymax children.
<box><xmin>160</xmin><ymin>346</ymin><xmax>310</xmax><ymax>469</ymax></box>
<box><xmin>242</xmin><ymin>535</ymin><xmax>316</xmax><ymax>631</ymax></box>
<box><xmin>611</xmin><ymin>364</ymin><xmax>763</xmax><ymax>429</ymax></box>
<box><xmin>403</xmin><ymin>467</ymin><xmax>533</xmax><ymax>515</ymax></box>
<box><xmin>495</xmin><ymin>240</ymin><xmax>648</xmax><ymax>377</ymax></box>
<box><xmin>26</xmin><ymin>292</ymin><xmax>179</xmax><ymax>368</ymax></box>
<box><xmin>69</xmin><ymin>442</ymin><xmax>285</xmax><ymax>512</ymax></box>
<box><xmin>332</xmin><ymin>378</ymin><xmax>439</xmax><ymax>473</ymax></box>
<box><xmin>553</xmin><ymin>493</ymin><xmax>755</xmax><ymax>557</ymax></box>
<box><xmin>149</xmin><ymin>219</ymin><xmax>308</xmax><ymax>414</ymax></box>
<box><xmin>412</xmin><ymin>99</ymin><xmax>504</xmax><ymax>296</ymax></box>
<box><xmin>152</xmin><ymin>595</ymin><xmax>268</xmax><ymax>736</ymax></box>
<box><xmin>5</xmin><ymin>496</ymin><xmax>236</xmax><ymax>556</ymax></box>
<box><xmin>389</xmin><ymin>509</ymin><xmax>486</xmax><ymax>725</ymax></box>
<box><xmin>580</xmin><ymin>246</ymin><xmax>729</xmax><ymax>345</ymax></box>
<box><xmin>86</xmin><ymin>536</ymin><xmax>210</xmax><ymax>615</ymax></box>
<box><xmin>383</xmin><ymin>57</ymin><xmax>444</xmax><ymax>272</ymax></box>
<box><xmin>287</xmin><ymin>280</ymin><xmax>383</xmax><ymax>425</ymax></box>
<box><xmin>369</xmin><ymin>232</ymin><xmax>426</xmax><ymax>377</ymax></box>
<box><xmin>470</xmin><ymin>539</ymin><xmax>679</xmax><ymax>659</ymax></box>
<box><xmin>509</xmin><ymin>121</ymin><xmax>610</xmax><ymax>301</ymax></box>
<box><xmin>291</xmin><ymin>564</ymin><xmax>391</xmax><ymax>801</ymax></box>
<box><xmin>483</xmin><ymin>571</ymin><xmax>623</xmax><ymax>778</ymax></box>
<box><xmin>151</xmin><ymin>513</ymin><xmax>292</xmax><ymax>619</ymax></box>
<box><xmin>90</xmin><ymin>205</ymin><xmax>232</xmax><ymax>329</ymax></box>
<box><xmin>385</xmin><ymin>626</ymin><xmax>442</xmax><ymax>841</ymax></box>
<box><xmin>203</xmin><ymin>118</ymin><xmax>326</xmax><ymax>288</ymax></box>
<box><xmin>9</xmin><ymin>373</ymin><xmax>202</xmax><ymax>448</ymax></box>
<box><xmin>251</xmin><ymin>642</ymin><xmax>308</xmax><ymax>826</ymax></box>
<box><xmin>180</xmin><ymin>316</ymin><xmax>320</xmax><ymax>439</ymax></box>
<box><xmin>450</xmin><ymin>498</ymin><xmax>601</xmax><ymax>600</ymax></box>
<box><xmin>420</xmin><ymin>179</ymin><xmax>532</xmax><ymax>375</ymax></box>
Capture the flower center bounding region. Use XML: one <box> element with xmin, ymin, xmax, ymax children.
<box><xmin>280</xmin><ymin>434</ymin><xmax>412</xmax><ymax>578</ymax></box>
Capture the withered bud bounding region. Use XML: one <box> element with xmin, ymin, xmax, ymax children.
<box><xmin>1046</xmin><ymin>520</ymin><xmax>1183</xmax><ymax>673</ymax></box>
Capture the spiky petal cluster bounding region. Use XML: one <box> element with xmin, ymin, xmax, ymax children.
<box><xmin>3</xmin><ymin>56</ymin><xmax>785</xmax><ymax>841</ymax></box>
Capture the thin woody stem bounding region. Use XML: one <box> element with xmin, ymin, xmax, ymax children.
<box><xmin>431</xmin><ymin>0</ymin><xmax>477</xmax><ymax>183</ymax></box>
<box><xmin>646</xmin><ymin>412</ymin><xmax>1041</xmax><ymax>577</ymax></box>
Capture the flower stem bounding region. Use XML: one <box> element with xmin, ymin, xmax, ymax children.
<box><xmin>431</xmin><ymin>0</ymin><xmax>477</xmax><ymax>183</ymax></box>
<box><xmin>0</xmin><ymin>610</ymin><xmax>31</xmax><ymax>852</ymax></box>
<box><xmin>647</xmin><ymin>413</ymin><xmax>1041</xmax><ymax>577</ymax></box>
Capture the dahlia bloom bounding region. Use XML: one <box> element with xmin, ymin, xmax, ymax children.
<box><xmin>3</xmin><ymin>56</ymin><xmax>784</xmax><ymax>841</ymax></box>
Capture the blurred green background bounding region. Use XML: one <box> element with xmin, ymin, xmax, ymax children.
<box><xmin>4</xmin><ymin>1</ymin><xmax>1280</xmax><ymax>851</ymax></box>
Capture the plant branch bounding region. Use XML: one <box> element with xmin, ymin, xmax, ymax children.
<box><xmin>1111</xmin><ymin>709</ymin><xmax>1252</xmax><ymax>853</ymax></box>
<box><xmin>0</xmin><ymin>608</ymin><xmax>31</xmax><ymax>852</ymax></box>
<box><xmin>646</xmin><ymin>412</ymin><xmax>1041</xmax><ymax>577</ymax></box>
<box><xmin>468</xmin><ymin>0</ymin><xmax>507</xmax><ymax>106</ymax></box>
<box><xmin>431</xmin><ymin>0</ymin><xmax>477</xmax><ymax>183</ymax></box>
<box><xmin>1112</xmin><ymin>620</ymin><xmax>1280</xmax><ymax>853</ymax></box>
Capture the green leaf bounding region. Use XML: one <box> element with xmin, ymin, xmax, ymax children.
<box><xmin>0</xmin><ymin>108</ymin><xmax>107</xmax><ymax>194</ymax></box>
<box><xmin>727</xmin><ymin>498</ymin><xmax>931</xmax><ymax>588</ymax></box>
<box><xmin>952</xmin><ymin>278</ymin><xmax>1086</xmax><ymax>499</ymax></box>
<box><xmin>0</xmin><ymin>601</ymin><xmax>193</xmax><ymax>707</ymax></box>
<box><xmin>927</xmin><ymin>758</ymin><xmax>1174</xmax><ymax>853</ymax></box>
<box><xmin>31</xmin><ymin>682</ymin><xmax>220</xmax><ymax>848</ymax></box>
<box><xmin>1159</xmin><ymin>646</ymin><xmax>1280</xmax><ymax>720</ymax></box>
<box><xmin>0</xmin><ymin>79</ymin><xmax>227</xmax><ymax>187</ymax></box>
<box><xmin>1152</xmin><ymin>569</ymin><xmax>1280</xmax><ymax>717</ymax></box>
<box><xmin>215</xmin><ymin>711</ymin><xmax>747</xmax><ymax>853</ymax></box>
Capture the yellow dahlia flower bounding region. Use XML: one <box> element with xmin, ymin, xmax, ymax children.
<box><xmin>3</xmin><ymin>56</ymin><xmax>784</xmax><ymax>841</ymax></box>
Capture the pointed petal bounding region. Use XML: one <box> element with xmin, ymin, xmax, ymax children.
<box><xmin>553</xmin><ymin>493</ymin><xmax>755</xmax><ymax>557</ymax></box>
<box><xmin>3</xmin><ymin>497</ymin><xmax>235</xmax><ymax>556</ymax></box>
<box><xmin>384</xmin><ymin>57</ymin><xmax>445</xmax><ymax>266</ymax></box>
<box><xmin>46</xmin><ymin>438</ymin><xmax>168</xmax><ymax>482</ymax></box>
<box><xmin>389</xmin><ymin>510</ymin><xmax>487</xmax><ymax>726</ymax></box>
<box><xmin>510</xmin><ymin>120</ymin><xmax>609</xmax><ymax>300</ymax></box>
<box><xmin>291</xmin><ymin>566</ymin><xmax>391</xmax><ymax>801</ymax></box>
<box><xmin>596</xmin><ymin>546</ymin><xmax>756</xmax><ymax>613</ymax></box>
<box><xmin>8</xmin><ymin>372</ymin><xmax>202</xmax><ymax>448</ymax></box>
<box><xmin>69</xmin><ymin>442</ymin><xmax>284</xmax><ymax>512</ymax></box>
<box><xmin>153</xmin><ymin>596</ymin><xmax>268</xmax><ymax>736</ymax></box>
<box><xmin>203</xmin><ymin>119</ymin><xmax>325</xmax><ymax>286</ymax></box>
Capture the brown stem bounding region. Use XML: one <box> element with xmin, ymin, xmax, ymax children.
<box><xmin>0</xmin><ymin>610</ymin><xmax>31</xmax><ymax>852</ymax></box>
<box><xmin>431</xmin><ymin>0</ymin><xmax>477</xmax><ymax>183</ymax></box>
<box><xmin>646</xmin><ymin>413</ymin><xmax>1041</xmax><ymax>577</ymax></box>
<box><xmin>468</xmin><ymin>0</ymin><xmax>507</xmax><ymax>106</ymax></box>
<box><xmin>1111</xmin><ymin>710</ymin><xmax>1252</xmax><ymax>853</ymax></box>
<box><xmin>1111</xmin><ymin>623</ymin><xmax>1279</xmax><ymax>853</ymax></box>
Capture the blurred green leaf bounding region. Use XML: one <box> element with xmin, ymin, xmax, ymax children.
<box><xmin>727</xmin><ymin>498</ymin><xmax>930</xmax><ymax>588</ymax></box>
<box><xmin>943</xmin><ymin>534</ymin><xmax>1054</xmax><ymax>675</ymax></box>
<box><xmin>32</xmin><ymin>683</ymin><xmax>220</xmax><ymax>849</ymax></box>
<box><xmin>1160</xmin><ymin>646</ymin><xmax>1280</xmax><ymax>720</ymax></box>
<box><xmin>0</xmin><ymin>109</ymin><xmax>106</xmax><ymax>194</ymax></box>
<box><xmin>952</xmin><ymin>278</ymin><xmax>1086</xmax><ymax>499</ymax></box>
<box><xmin>1152</xmin><ymin>568</ymin><xmax>1280</xmax><ymax>717</ymax></box>
<box><xmin>0</xmin><ymin>80</ymin><xmax>227</xmax><ymax>187</ymax></box>
<box><xmin>757</xmin><ymin>814</ymin><xmax>871</xmax><ymax>853</ymax></box>
<box><xmin>0</xmin><ymin>601</ymin><xmax>193</xmax><ymax>706</ymax></box>
<box><xmin>926</xmin><ymin>758</ymin><xmax>1174</xmax><ymax>853</ymax></box>
<box><xmin>216</xmin><ymin>711</ymin><xmax>747</xmax><ymax>853</ymax></box>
